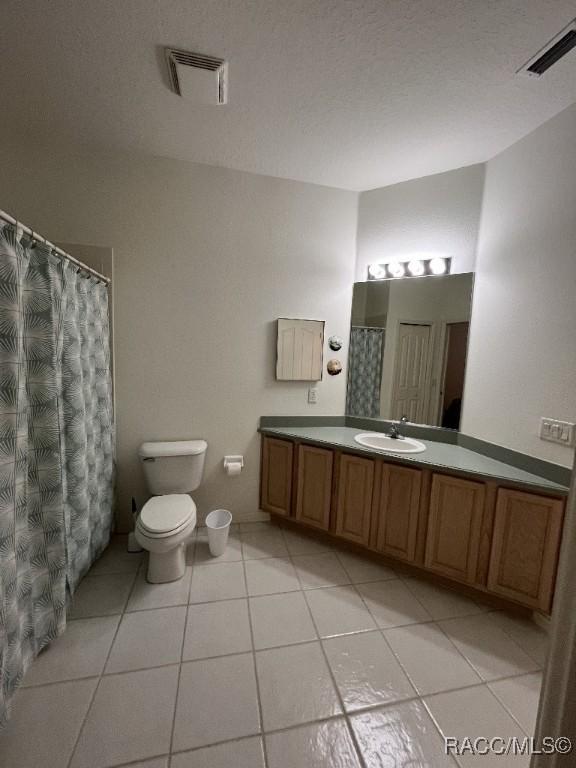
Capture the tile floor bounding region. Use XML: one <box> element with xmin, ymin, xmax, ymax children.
<box><xmin>0</xmin><ymin>521</ymin><xmax>548</xmax><ymax>768</ymax></box>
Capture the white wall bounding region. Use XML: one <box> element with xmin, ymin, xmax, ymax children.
<box><xmin>356</xmin><ymin>164</ymin><xmax>485</xmax><ymax>281</ymax></box>
<box><xmin>462</xmin><ymin>103</ymin><xmax>576</xmax><ymax>467</ymax></box>
<box><xmin>0</xmin><ymin>141</ymin><xmax>358</xmax><ymax>528</ymax></box>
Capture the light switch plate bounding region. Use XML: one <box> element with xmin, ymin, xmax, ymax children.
<box><xmin>308</xmin><ymin>387</ymin><xmax>318</xmax><ymax>404</ymax></box>
<box><xmin>540</xmin><ymin>418</ymin><xmax>576</xmax><ymax>447</ymax></box>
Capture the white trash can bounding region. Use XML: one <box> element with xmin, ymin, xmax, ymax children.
<box><xmin>205</xmin><ymin>509</ymin><xmax>233</xmax><ymax>557</ymax></box>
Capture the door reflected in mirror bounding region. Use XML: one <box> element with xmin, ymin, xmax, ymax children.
<box><xmin>346</xmin><ymin>273</ymin><xmax>474</xmax><ymax>429</ymax></box>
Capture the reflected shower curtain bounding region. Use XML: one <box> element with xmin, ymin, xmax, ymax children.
<box><xmin>0</xmin><ymin>222</ymin><xmax>114</xmax><ymax>725</ymax></box>
<box><xmin>346</xmin><ymin>327</ymin><xmax>385</xmax><ymax>417</ymax></box>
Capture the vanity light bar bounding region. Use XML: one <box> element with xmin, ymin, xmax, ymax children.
<box><xmin>367</xmin><ymin>257</ymin><xmax>452</xmax><ymax>281</ymax></box>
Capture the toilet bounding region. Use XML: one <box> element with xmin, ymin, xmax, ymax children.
<box><xmin>135</xmin><ymin>439</ymin><xmax>207</xmax><ymax>583</ymax></box>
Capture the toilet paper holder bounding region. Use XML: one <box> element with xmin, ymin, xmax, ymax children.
<box><xmin>223</xmin><ymin>455</ymin><xmax>244</xmax><ymax>474</ymax></box>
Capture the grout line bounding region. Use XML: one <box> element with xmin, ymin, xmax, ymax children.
<box><xmin>166</xmin><ymin>542</ymin><xmax>197</xmax><ymax>766</ymax></box>
<box><xmin>21</xmin><ymin>634</ymin><xmax>542</xmax><ymax>693</ymax></box>
<box><xmin>65</xmin><ymin>564</ymin><xmax>141</xmax><ymax>768</ymax></box>
<box><xmin>242</xmin><ymin>549</ymin><xmax>270</xmax><ymax>768</ymax></box>
<box><xmin>295</xmin><ymin>564</ymin><xmax>368</xmax><ymax>768</ymax></box>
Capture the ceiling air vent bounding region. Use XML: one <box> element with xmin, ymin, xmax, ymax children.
<box><xmin>165</xmin><ymin>47</ymin><xmax>228</xmax><ymax>104</ymax></box>
<box><xmin>518</xmin><ymin>19</ymin><xmax>576</xmax><ymax>77</ymax></box>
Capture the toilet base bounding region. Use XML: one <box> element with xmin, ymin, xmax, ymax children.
<box><xmin>146</xmin><ymin>542</ymin><xmax>187</xmax><ymax>583</ymax></box>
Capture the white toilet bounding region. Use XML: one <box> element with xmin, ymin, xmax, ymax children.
<box><xmin>135</xmin><ymin>439</ymin><xmax>207</xmax><ymax>583</ymax></box>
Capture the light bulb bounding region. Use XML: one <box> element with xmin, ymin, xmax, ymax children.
<box><xmin>429</xmin><ymin>257</ymin><xmax>448</xmax><ymax>275</ymax></box>
<box><xmin>408</xmin><ymin>260</ymin><xmax>425</xmax><ymax>277</ymax></box>
<box><xmin>368</xmin><ymin>263</ymin><xmax>386</xmax><ymax>280</ymax></box>
<box><xmin>387</xmin><ymin>262</ymin><xmax>405</xmax><ymax>278</ymax></box>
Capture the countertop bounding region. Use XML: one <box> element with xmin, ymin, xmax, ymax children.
<box><xmin>260</xmin><ymin>425</ymin><xmax>569</xmax><ymax>495</ymax></box>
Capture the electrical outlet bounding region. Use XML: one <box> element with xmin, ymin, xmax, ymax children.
<box><xmin>308</xmin><ymin>387</ymin><xmax>318</xmax><ymax>404</ymax></box>
<box><xmin>540</xmin><ymin>418</ymin><xmax>576</xmax><ymax>447</ymax></box>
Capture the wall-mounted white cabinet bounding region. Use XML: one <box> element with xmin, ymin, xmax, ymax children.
<box><xmin>276</xmin><ymin>318</ymin><xmax>324</xmax><ymax>381</ymax></box>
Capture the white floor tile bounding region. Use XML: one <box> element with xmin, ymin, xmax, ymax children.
<box><xmin>439</xmin><ymin>614</ymin><xmax>540</xmax><ymax>681</ymax></box>
<box><xmin>384</xmin><ymin>623</ymin><xmax>481</xmax><ymax>695</ymax></box>
<box><xmin>183</xmin><ymin>599</ymin><xmax>252</xmax><ymax>660</ymax></box>
<box><xmin>256</xmin><ymin>642</ymin><xmax>341</xmax><ymax>730</ymax></box>
<box><xmin>23</xmin><ymin>616</ymin><xmax>119</xmax><ymax>686</ymax></box>
<box><xmin>402</xmin><ymin>576</ymin><xmax>485</xmax><ymax>620</ymax></box>
<box><xmin>171</xmin><ymin>736</ymin><xmax>265</xmax><ymax>768</ymax></box>
<box><xmin>239</xmin><ymin>521</ymin><xmax>273</xmax><ymax>532</ymax></box>
<box><xmin>324</xmin><ymin>631</ymin><xmax>415</xmax><ymax>711</ymax></box>
<box><xmin>293</xmin><ymin>553</ymin><xmax>351</xmax><ymax>589</ymax></box>
<box><xmin>123</xmin><ymin>760</ymin><xmax>169</xmax><ymax>768</ymax></box>
<box><xmin>282</xmin><ymin>529</ymin><xmax>332</xmax><ymax>555</ymax></box>
<box><xmin>336</xmin><ymin>550</ymin><xmax>397</xmax><ymax>584</ymax></box>
<box><xmin>90</xmin><ymin>537</ymin><xmax>144</xmax><ymax>575</ymax></box>
<box><xmin>356</xmin><ymin>579</ymin><xmax>431</xmax><ymax>628</ymax></box>
<box><xmin>189</xmin><ymin>561</ymin><xmax>247</xmax><ymax>603</ymax></box>
<box><xmin>127</xmin><ymin>568</ymin><xmax>192</xmax><ymax>612</ymax></box>
<box><xmin>173</xmin><ymin>654</ymin><xmax>260</xmax><ymax>751</ymax></box>
<box><xmin>305</xmin><ymin>585</ymin><xmax>377</xmax><ymax>637</ymax></box>
<box><xmin>351</xmin><ymin>699</ymin><xmax>456</xmax><ymax>768</ymax></box>
<box><xmin>488</xmin><ymin>673</ymin><xmax>542</xmax><ymax>735</ymax></box>
<box><xmin>0</xmin><ymin>679</ymin><xmax>97</xmax><ymax>768</ymax></box>
<box><xmin>266</xmin><ymin>719</ymin><xmax>362</xmax><ymax>768</ymax></box>
<box><xmin>249</xmin><ymin>592</ymin><xmax>317</xmax><ymax>649</ymax></box>
<box><xmin>244</xmin><ymin>557</ymin><xmax>301</xmax><ymax>596</ymax></box>
<box><xmin>68</xmin><ymin>573</ymin><xmax>136</xmax><ymax>618</ymax></box>
<box><xmin>488</xmin><ymin>612</ymin><xmax>549</xmax><ymax>667</ymax></box>
<box><xmin>424</xmin><ymin>685</ymin><xmax>530</xmax><ymax>766</ymax></box>
<box><xmin>70</xmin><ymin>666</ymin><xmax>179</xmax><ymax>768</ymax></box>
<box><xmin>106</xmin><ymin>606</ymin><xmax>186</xmax><ymax>673</ymax></box>
<box><xmin>193</xmin><ymin>531</ymin><xmax>243</xmax><ymax>565</ymax></box>
<box><xmin>241</xmin><ymin>530</ymin><xmax>289</xmax><ymax>559</ymax></box>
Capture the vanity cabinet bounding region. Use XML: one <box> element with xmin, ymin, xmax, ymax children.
<box><xmin>260</xmin><ymin>437</ymin><xmax>293</xmax><ymax>517</ymax></box>
<box><xmin>295</xmin><ymin>444</ymin><xmax>333</xmax><ymax>530</ymax></box>
<box><xmin>487</xmin><ymin>489</ymin><xmax>564</xmax><ymax>613</ymax></box>
<box><xmin>424</xmin><ymin>474</ymin><xmax>486</xmax><ymax>585</ymax></box>
<box><xmin>335</xmin><ymin>454</ymin><xmax>375</xmax><ymax>545</ymax></box>
<box><xmin>372</xmin><ymin>463</ymin><xmax>422</xmax><ymax>563</ymax></box>
<box><xmin>259</xmin><ymin>434</ymin><xmax>566</xmax><ymax>614</ymax></box>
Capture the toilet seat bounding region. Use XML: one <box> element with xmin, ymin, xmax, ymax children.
<box><xmin>137</xmin><ymin>494</ymin><xmax>196</xmax><ymax>538</ymax></box>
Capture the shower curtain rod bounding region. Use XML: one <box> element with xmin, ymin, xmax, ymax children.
<box><xmin>0</xmin><ymin>209</ymin><xmax>110</xmax><ymax>285</ymax></box>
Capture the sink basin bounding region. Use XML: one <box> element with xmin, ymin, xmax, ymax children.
<box><xmin>354</xmin><ymin>432</ymin><xmax>427</xmax><ymax>454</ymax></box>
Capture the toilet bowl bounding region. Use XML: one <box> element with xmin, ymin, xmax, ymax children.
<box><xmin>135</xmin><ymin>494</ymin><xmax>197</xmax><ymax>583</ymax></box>
<box><xmin>136</xmin><ymin>438</ymin><xmax>207</xmax><ymax>584</ymax></box>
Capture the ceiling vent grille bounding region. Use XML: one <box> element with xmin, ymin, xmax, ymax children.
<box><xmin>165</xmin><ymin>47</ymin><xmax>228</xmax><ymax>104</ymax></box>
<box><xmin>518</xmin><ymin>19</ymin><xmax>576</xmax><ymax>77</ymax></box>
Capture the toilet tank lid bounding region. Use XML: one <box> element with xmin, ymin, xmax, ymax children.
<box><xmin>139</xmin><ymin>440</ymin><xmax>208</xmax><ymax>458</ymax></box>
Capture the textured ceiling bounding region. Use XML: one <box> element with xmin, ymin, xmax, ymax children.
<box><xmin>1</xmin><ymin>0</ymin><xmax>575</xmax><ymax>190</ymax></box>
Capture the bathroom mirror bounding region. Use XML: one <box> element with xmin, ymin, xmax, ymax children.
<box><xmin>346</xmin><ymin>273</ymin><xmax>474</xmax><ymax>429</ymax></box>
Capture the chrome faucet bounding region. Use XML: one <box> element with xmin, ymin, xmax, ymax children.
<box><xmin>388</xmin><ymin>415</ymin><xmax>409</xmax><ymax>440</ymax></box>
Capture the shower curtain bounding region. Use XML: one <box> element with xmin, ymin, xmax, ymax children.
<box><xmin>346</xmin><ymin>326</ymin><xmax>385</xmax><ymax>417</ymax></box>
<box><xmin>0</xmin><ymin>222</ymin><xmax>114</xmax><ymax>725</ymax></box>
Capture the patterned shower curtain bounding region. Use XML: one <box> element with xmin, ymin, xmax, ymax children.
<box><xmin>0</xmin><ymin>222</ymin><xmax>114</xmax><ymax>725</ymax></box>
<box><xmin>346</xmin><ymin>326</ymin><xmax>385</xmax><ymax>417</ymax></box>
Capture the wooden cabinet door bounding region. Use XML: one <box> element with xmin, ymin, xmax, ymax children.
<box><xmin>487</xmin><ymin>489</ymin><xmax>564</xmax><ymax>612</ymax></box>
<box><xmin>295</xmin><ymin>444</ymin><xmax>334</xmax><ymax>530</ymax></box>
<box><xmin>335</xmin><ymin>454</ymin><xmax>374</xmax><ymax>545</ymax></box>
<box><xmin>374</xmin><ymin>463</ymin><xmax>422</xmax><ymax>563</ymax></box>
<box><xmin>260</xmin><ymin>437</ymin><xmax>293</xmax><ymax>517</ymax></box>
<box><xmin>425</xmin><ymin>474</ymin><xmax>486</xmax><ymax>584</ymax></box>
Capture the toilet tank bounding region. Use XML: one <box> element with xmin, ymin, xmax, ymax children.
<box><xmin>139</xmin><ymin>440</ymin><xmax>207</xmax><ymax>494</ymax></box>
